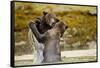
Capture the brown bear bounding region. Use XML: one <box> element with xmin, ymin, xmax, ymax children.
<box><xmin>29</xmin><ymin>21</ymin><xmax>68</xmax><ymax>63</ymax></box>
<box><xmin>42</xmin><ymin>22</ymin><xmax>68</xmax><ymax>63</ymax></box>
<box><xmin>28</xmin><ymin>11</ymin><xmax>59</xmax><ymax>63</ymax></box>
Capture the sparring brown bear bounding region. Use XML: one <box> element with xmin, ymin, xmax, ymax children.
<box><xmin>29</xmin><ymin>21</ymin><xmax>68</xmax><ymax>63</ymax></box>
<box><xmin>28</xmin><ymin>11</ymin><xmax>59</xmax><ymax>63</ymax></box>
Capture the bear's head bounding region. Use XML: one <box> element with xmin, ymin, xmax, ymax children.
<box><xmin>55</xmin><ymin>21</ymin><xmax>68</xmax><ymax>37</ymax></box>
<box><xmin>42</xmin><ymin>11</ymin><xmax>59</xmax><ymax>28</ymax></box>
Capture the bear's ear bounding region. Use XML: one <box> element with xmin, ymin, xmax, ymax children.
<box><xmin>43</xmin><ymin>11</ymin><xmax>48</xmax><ymax>15</ymax></box>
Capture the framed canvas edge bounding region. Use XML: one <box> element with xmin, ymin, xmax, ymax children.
<box><xmin>10</xmin><ymin>1</ymin><xmax>98</xmax><ymax>67</ymax></box>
